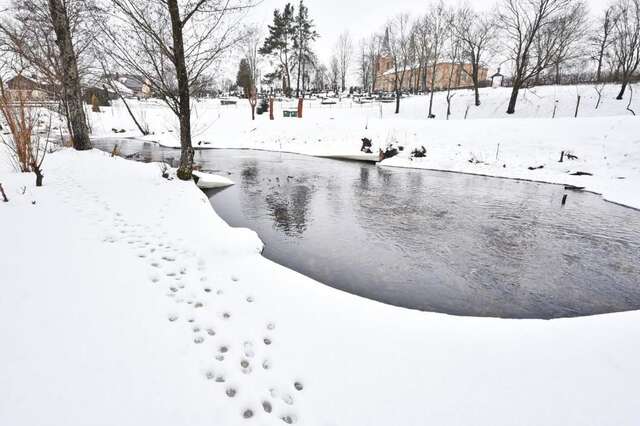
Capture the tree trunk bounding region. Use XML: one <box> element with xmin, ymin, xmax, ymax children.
<box><xmin>596</xmin><ymin>50</ymin><xmax>604</xmax><ymax>82</ymax></box>
<box><xmin>167</xmin><ymin>0</ymin><xmax>194</xmax><ymax>181</ymax></box>
<box><xmin>472</xmin><ymin>62</ymin><xmax>480</xmax><ymax>106</ymax></box>
<box><xmin>48</xmin><ymin>0</ymin><xmax>91</xmax><ymax>151</ymax></box>
<box><xmin>34</xmin><ymin>167</ymin><xmax>44</xmax><ymax>187</ymax></box>
<box><xmin>427</xmin><ymin>64</ymin><xmax>437</xmax><ymax>117</ymax></box>
<box><xmin>506</xmin><ymin>83</ymin><xmax>521</xmax><ymax>114</ymax></box>
<box><xmin>617</xmin><ymin>81</ymin><xmax>628</xmax><ymax>100</ymax></box>
<box><xmin>395</xmin><ymin>89</ymin><xmax>400</xmax><ymax>114</ymax></box>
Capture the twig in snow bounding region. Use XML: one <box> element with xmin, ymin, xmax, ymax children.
<box><xmin>0</xmin><ymin>183</ymin><xmax>8</xmax><ymax>202</ymax></box>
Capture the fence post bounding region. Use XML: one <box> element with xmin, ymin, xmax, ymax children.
<box><xmin>574</xmin><ymin>95</ymin><xmax>581</xmax><ymax>118</ymax></box>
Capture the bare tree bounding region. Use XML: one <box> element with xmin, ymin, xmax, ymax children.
<box><xmin>444</xmin><ymin>25</ymin><xmax>461</xmax><ymax>119</ymax></box>
<box><xmin>242</xmin><ymin>24</ymin><xmax>261</xmax><ymax>119</ymax></box>
<box><xmin>548</xmin><ymin>1</ymin><xmax>589</xmax><ymax>84</ymax></box>
<box><xmin>313</xmin><ymin>63</ymin><xmax>328</xmax><ymax>91</ymax></box>
<box><xmin>384</xmin><ymin>13</ymin><xmax>412</xmax><ymax>114</ymax></box>
<box><xmin>426</xmin><ymin>1</ymin><xmax>451</xmax><ymax>118</ymax></box>
<box><xmin>358</xmin><ymin>37</ymin><xmax>371</xmax><ymax>92</ymax></box>
<box><xmin>0</xmin><ymin>0</ymin><xmax>92</xmax><ymax>150</ymax></box>
<box><xmin>336</xmin><ymin>31</ymin><xmax>353</xmax><ymax>93</ymax></box>
<box><xmin>366</xmin><ymin>33</ymin><xmax>383</xmax><ymax>93</ymax></box>
<box><xmin>611</xmin><ymin>0</ymin><xmax>640</xmax><ymax>99</ymax></box>
<box><xmin>329</xmin><ymin>55</ymin><xmax>339</xmax><ymax>92</ymax></box>
<box><xmin>590</xmin><ymin>5</ymin><xmax>617</xmax><ymax>82</ymax></box>
<box><xmin>0</xmin><ymin>74</ymin><xmax>50</xmax><ymax>186</ymax></box>
<box><xmin>454</xmin><ymin>7</ymin><xmax>497</xmax><ymax>106</ymax></box>
<box><xmin>95</xmin><ymin>0</ymin><xmax>251</xmax><ymax>180</ymax></box>
<box><xmin>412</xmin><ymin>16</ymin><xmax>432</xmax><ymax>93</ymax></box>
<box><xmin>498</xmin><ymin>0</ymin><xmax>577</xmax><ymax>114</ymax></box>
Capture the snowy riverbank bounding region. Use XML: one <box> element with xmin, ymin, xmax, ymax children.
<box><xmin>87</xmin><ymin>84</ymin><xmax>640</xmax><ymax>209</ymax></box>
<box><xmin>2</xmin><ymin>148</ymin><xmax>640</xmax><ymax>425</ymax></box>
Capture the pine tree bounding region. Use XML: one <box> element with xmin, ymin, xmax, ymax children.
<box><xmin>236</xmin><ymin>58</ymin><xmax>253</xmax><ymax>97</ymax></box>
<box><xmin>293</xmin><ymin>0</ymin><xmax>318</xmax><ymax>97</ymax></box>
<box><xmin>259</xmin><ymin>4</ymin><xmax>296</xmax><ymax>96</ymax></box>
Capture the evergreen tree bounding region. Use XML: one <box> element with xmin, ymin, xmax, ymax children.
<box><xmin>236</xmin><ymin>58</ymin><xmax>253</xmax><ymax>97</ymax></box>
<box><xmin>259</xmin><ymin>4</ymin><xmax>296</xmax><ymax>96</ymax></box>
<box><xmin>293</xmin><ymin>0</ymin><xmax>318</xmax><ymax>97</ymax></box>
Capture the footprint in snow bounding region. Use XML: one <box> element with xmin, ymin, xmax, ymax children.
<box><xmin>243</xmin><ymin>341</ymin><xmax>255</xmax><ymax>358</ymax></box>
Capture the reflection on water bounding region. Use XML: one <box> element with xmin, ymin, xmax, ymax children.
<box><xmin>94</xmin><ymin>138</ymin><xmax>640</xmax><ymax>319</ymax></box>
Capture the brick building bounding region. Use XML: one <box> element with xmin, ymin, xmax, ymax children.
<box><xmin>373</xmin><ymin>55</ymin><xmax>488</xmax><ymax>92</ymax></box>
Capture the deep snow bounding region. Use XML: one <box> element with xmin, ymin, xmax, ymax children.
<box><xmin>1</xmin><ymin>147</ymin><xmax>640</xmax><ymax>426</ymax></box>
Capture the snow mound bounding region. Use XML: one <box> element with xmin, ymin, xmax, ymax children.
<box><xmin>192</xmin><ymin>171</ymin><xmax>234</xmax><ymax>189</ymax></box>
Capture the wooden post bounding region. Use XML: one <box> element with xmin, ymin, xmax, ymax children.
<box><xmin>561</xmin><ymin>194</ymin><xmax>568</xmax><ymax>205</ymax></box>
<box><xmin>559</xmin><ymin>150</ymin><xmax>564</xmax><ymax>163</ymax></box>
<box><xmin>574</xmin><ymin>95</ymin><xmax>581</xmax><ymax>118</ymax></box>
<box><xmin>269</xmin><ymin>98</ymin><xmax>274</xmax><ymax>120</ymax></box>
<box><xmin>297</xmin><ymin>97</ymin><xmax>303</xmax><ymax>118</ymax></box>
<box><xmin>552</xmin><ymin>100</ymin><xmax>558</xmax><ymax>118</ymax></box>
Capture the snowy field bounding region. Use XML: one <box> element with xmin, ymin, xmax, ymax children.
<box><xmin>2</xmin><ymin>83</ymin><xmax>640</xmax><ymax>425</ymax></box>
<box><xmin>1</xmin><ymin>148</ymin><xmax>640</xmax><ymax>426</ymax></box>
<box><xmin>89</xmin><ymin>84</ymin><xmax>640</xmax><ymax>209</ymax></box>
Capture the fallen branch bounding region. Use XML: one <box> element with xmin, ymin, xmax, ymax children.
<box><xmin>570</xmin><ymin>171</ymin><xmax>593</xmax><ymax>176</ymax></box>
<box><xmin>627</xmin><ymin>85</ymin><xmax>636</xmax><ymax>116</ymax></box>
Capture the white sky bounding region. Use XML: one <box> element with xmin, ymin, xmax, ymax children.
<box><xmin>247</xmin><ymin>0</ymin><xmax>611</xmax><ymax>75</ymax></box>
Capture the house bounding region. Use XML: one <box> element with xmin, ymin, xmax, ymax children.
<box><xmin>117</xmin><ymin>75</ymin><xmax>152</xmax><ymax>98</ymax></box>
<box><xmin>491</xmin><ymin>68</ymin><xmax>505</xmax><ymax>88</ymax></box>
<box><xmin>373</xmin><ymin>56</ymin><xmax>489</xmax><ymax>92</ymax></box>
<box><xmin>5</xmin><ymin>75</ymin><xmax>55</xmax><ymax>101</ymax></box>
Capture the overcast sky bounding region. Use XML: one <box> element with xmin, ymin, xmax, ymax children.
<box><xmin>247</xmin><ymin>0</ymin><xmax>611</xmax><ymax>74</ymax></box>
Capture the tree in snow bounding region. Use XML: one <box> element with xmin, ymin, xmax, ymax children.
<box><xmin>453</xmin><ymin>6</ymin><xmax>497</xmax><ymax>106</ymax></box>
<box><xmin>425</xmin><ymin>1</ymin><xmax>452</xmax><ymax>117</ymax></box>
<box><xmin>384</xmin><ymin>13</ymin><xmax>412</xmax><ymax>114</ymax></box>
<box><xmin>0</xmin><ymin>0</ymin><xmax>92</xmax><ymax>150</ymax></box>
<box><xmin>329</xmin><ymin>55</ymin><xmax>339</xmax><ymax>93</ymax></box>
<box><xmin>410</xmin><ymin>17</ymin><xmax>430</xmax><ymax>93</ymax></box>
<box><xmin>358</xmin><ymin>38</ymin><xmax>372</xmax><ymax>93</ymax></box>
<box><xmin>611</xmin><ymin>0</ymin><xmax>640</xmax><ymax>100</ymax></box>
<box><xmin>241</xmin><ymin>24</ymin><xmax>261</xmax><ymax>119</ymax></box>
<box><xmin>546</xmin><ymin>1</ymin><xmax>589</xmax><ymax>85</ymax></box>
<box><xmin>95</xmin><ymin>0</ymin><xmax>251</xmax><ymax>180</ymax></box>
<box><xmin>292</xmin><ymin>0</ymin><xmax>318</xmax><ymax>97</ymax></box>
<box><xmin>498</xmin><ymin>0</ymin><xmax>581</xmax><ymax>114</ymax></box>
<box><xmin>335</xmin><ymin>31</ymin><xmax>353</xmax><ymax>93</ymax></box>
<box><xmin>589</xmin><ymin>5</ymin><xmax>617</xmax><ymax>83</ymax></box>
<box><xmin>236</xmin><ymin>58</ymin><xmax>252</xmax><ymax>96</ymax></box>
<box><xmin>313</xmin><ymin>63</ymin><xmax>328</xmax><ymax>91</ymax></box>
<box><xmin>364</xmin><ymin>33</ymin><xmax>384</xmax><ymax>93</ymax></box>
<box><xmin>260</xmin><ymin>3</ymin><xmax>296</xmax><ymax>97</ymax></box>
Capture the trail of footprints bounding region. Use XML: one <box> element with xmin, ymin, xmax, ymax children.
<box><xmin>58</xmin><ymin>180</ymin><xmax>305</xmax><ymax>424</ymax></box>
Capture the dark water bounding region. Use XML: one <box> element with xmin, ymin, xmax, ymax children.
<box><xmin>94</xmin><ymin>138</ymin><xmax>640</xmax><ymax>319</ymax></box>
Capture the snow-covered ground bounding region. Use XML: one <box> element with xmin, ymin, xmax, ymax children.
<box><xmin>2</xmin><ymin>147</ymin><xmax>640</xmax><ymax>426</ymax></box>
<box><xmin>88</xmin><ymin>84</ymin><xmax>640</xmax><ymax>209</ymax></box>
